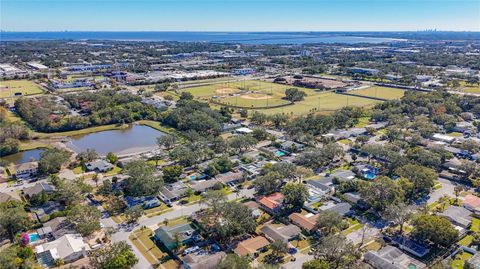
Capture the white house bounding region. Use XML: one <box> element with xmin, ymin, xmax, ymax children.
<box><xmin>35</xmin><ymin>234</ymin><xmax>89</xmax><ymax>267</ymax></box>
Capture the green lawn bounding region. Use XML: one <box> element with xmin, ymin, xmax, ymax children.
<box><xmin>185</xmin><ymin>80</ymin><xmax>381</xmax><ymax>116</ymax></box>
<box><xmin>0</xmin><ymin>80</ymin><xmax>44</xmax><ymax>98</ymax></box>
<box><xmin>129</xmin><ymin>228</ymin><xmax>171</xmax><ymax>266</ymax></box>
<box><xmin>459</xmin><ymin>81</ymin><xmax>480</xmax><ymax>94</ymax></box>
<box><xmin>349</xmin><ymin>86</ymin><xmax>406</xmax><ymax>100</ymax></box>
<box><xmin>452</xmin><ymin>251</ymin><xmax>473</xmax><ymax>269</ymax></box>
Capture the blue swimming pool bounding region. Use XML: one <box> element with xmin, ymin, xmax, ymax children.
<box><xmin>29</xmin><ymin>233</ymin><xmax>40</xmax><ymax>243</ymax></box>
<box><xmin>275</xmin><ymin>150</ymin><xmax>286</xmax><ymax>157</ymax></box>
<box><xmin>363</xmin><ymin>172</ymin><xmax>376</xmax><ymax>180</ymax></box>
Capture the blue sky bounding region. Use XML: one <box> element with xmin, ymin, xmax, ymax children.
<box><xmin>1</xmin><ymin>0</ymin><xmax>479</xmax><ymax>31</ymax></box>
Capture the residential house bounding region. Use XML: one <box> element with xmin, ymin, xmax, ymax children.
<box><xmin>182</xmin><ymin>251</ymin><xmax>226</xmax><ymax>269</ymax></box>
<box><xmin>14</xmin><ymin>161</ymin><xmax>39</xmax><ymax>179</ymax></box>
<box><xmin>154</xmin><ymin>223</ymin><xmax>196</xmax><ymax>250</ymax></box>
<box><xmin>330</xmin><ymin>169</ymin><xmax>356</xmax><ymax>182</ymax></box>
<box><xmin>190</xmin><ymin>179</ymin><xmax>222</xmax><ymax>193</ymax></box>
<box><xmin>234</xmin><ymin>236</ymin><xmax>270</xmax><ymax>257</ymax></box>
<box><xmin>432</xmin><ymin>133</ymin><xmax>456</xmax><ymax>144</ymax></box>
<box><xmin>23</xmin><ymin>182</ymin><xmax>55</xmax><ymax>200</ymax></box>
<box><xmin>85</xmin><ymin>159</ymin><xmax>114</xmax><ymax>172</ymax></box>
<box><xmin>243</xmin><ymin>201</ymin><xmax>262</xmax><ymax>218</ymax></box>
<box><xmin>235</xmin><ymin>127</ymin><xmax>253</xmax><ymax>134</ymax></box>
<box><xmin>215</xmin><ymin>171</ymin><xmax>244</xmax><ymax>185</ymax></box>
<box><xmin>364</xmin><ymin>246</ymin><xmax>426</xmax><ymax>269</ymax></box>
<box><xmin>34</xmin><ymin>201</ymin><xmax>64</xmax><ymax>221</ymax></box>
<box><xmin>289</xmin><ymin>212</ymin><xmax>318</xmax><ymax>233</ymax></box>
<box><xmin>37</xmin><ymin>217</ymin><xmax>76</xmax><ymax>239</ymax></box>
<box><xmin>260</xmin><ymin>223</ymin><xmax>301</xmax><ymax>243</ymax></box>
<box><xmin>463</xmin><ymin>195</ymin><xmax>480</xmax><ymax>214</ymax></box>
<box><xmin>440</xmin><ymin>205</ymin><xmax>472</xmax><ymax>229</ymax></box>
<box><xmin>0</xmin><ymin>192</ymin><xmax>21</xmax><ymax>203</ymax></box>
<box><xmin>466</xmin><ymin>252</ymin><xmax>480</xmax><ymax>269</ymax></box>
<box><xmin>320</xmin><ymin>201</ymin><xmax>353</xmax><ymax>217</ymax></box>
<box><xmin>258</xmin><ymin>193</ymin><xmax>284</xmax><ymax>215</ymax></box>
<box><xmin>125</xmin><ymin>196</ymin><xmax>161</xmax><ymax>209</ymax></box>
<box><xmin>35</xmin><ymin>234</ymin><xmax>89</xmax><ymax>267</ymax></box>
<box><xmin>280</xmin><ymin>141</ymin><xmax>305</xmax><ymax>152</ymax></box>
<box><xmin>159</xmin><ymin>181</ymin><xmax>189</xmax><ymax>204</ymax></box>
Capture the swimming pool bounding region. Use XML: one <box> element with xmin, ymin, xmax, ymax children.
<box><xmin>275</xmin><ymin>150</ymin><xmax>286</xmax><ymax>157</ymax></box>
<box><xmin>363</xmin><ymin>172</ymin><xmax>376</xmax><ymax>180</ymax></box>
<box><xmin>29</xmin><ymin>233</ymin><xmax>40</xmax><ymax>243</ymax></box>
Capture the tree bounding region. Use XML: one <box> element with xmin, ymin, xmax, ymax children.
<box><xmin>360</xmin><ymin>176</ymin><xmax>404</xmax><ymax>212</ymax></box>
<box><xmin>162</xmin><ymin>165</ymin><xmax>183</xmax><ymax>183</ymax></box>
<box><xmin>254</xmin><ymin>172</ymin><xmax>283</xmax><ymax>195</ymax></box>
<box><xmin>284</xmin><ymin>88</ymin><xmax>307</xmax><ymax>102</ymax></box>
<box><xmin>411</xmin><ymin>215</ymin><xmax>458</xmax><ymax>247</ymax></box>
<box><xmin>125</xmin><ymin>206</ymin><xmax>144</xmax><ymax>224</ymax></box>
<box><xmin>302</xmin><ymin>260</ymin><xmax>329</xmax><ymax>269</ymax></box>
<box><xmin>213</xmin><ymin>202</ymin><xmax>256</xmax><ymax>242</ymax></box>
<box><xmin>313</xmin><ymin>234</ymin><xmax>361</xmax><ymax>269</ymax></box>
<box><xmin>200</xmin><ymin>190</ymin><xmax>227</xmax><ymax>219</ymax></box>
<box><xmin>157</xmin><ymin>135</ymin><xmax>177</xmax><ymax>149</ymax></box>
<box><xmin>454</xmin><ymin>185</ymin><xmax>463</xmax><ymax>203</ymax></box>
<box><xmin>0</xmin><ymin>202</ymin><xmax>30</xmax><ymax>242</ymax></box>
<box><xmin>104</xmin><ymin>195</ymin><xmax>126</xmax><ymax>216</ymax></box>
<box><xmin>251</xmin><ymin>111</ymin><xmax>268</xmax><ymax>125</ymax></box>
<box><xmin>217</xmin><ymin>253</ymin><xmax>251</xmax><ymax>269</ymax></box>
<box><xmin>38</xmin><ymin>148</ymin><xmax>72</xmax><ymax>174</ymax></box>
<box><xmin>106</xmin><ymin>152</ymin><xmax>119</xmax><ymax>164</ymax></box>
<box><xmin>90</xmin><ymin>241</ymin><xmax>138</xmax><ymax>269</ymax></box>
<box><xmin>316</xmin><ymin>211</ymin><xmax>343</xmax><ymax>235</ymax></box>
<box><xmin>383</xmin><ymin>203</ymin><xmax>414</xmax><ymax>235</ymax></box>
<box><xmin>270</xmin><ymin>114</ymin><xmax>288</xmax><ymax>128</ymax></box>
<box><xmin>281</xmin><ymin>183</ymin><xmax>308</xmax><ymax>210</ymax></box>
<box><xmin>123</xmin><ymin>160</ymin><xmax>163</xmax><ymax>197</ymax></box>
<box><xmin>67</xmin><ymin>204</ymin><xmax>101</xmax><ymax>236</ymax></box>
<box><xmin>77</xmin><ymin>148</ymin><xmax>98</xmax><ymax>163</ymax></box>
<box><xmin>268</xmin><ymin>240</ymin><xmax>288</xmax><ymax>263</ymax></box>
<box><xmin>396</xmin><ymin>164</ymin><xmax>436</xmax><ymax>199</ymax></box>
<box><xmin>54</xmin><ymin>178</ymin><xmax>92</xmax><ymax>206</ymax></box>
<box><xmin>228</xmin><ymin>135</ymin><xmax>257</xmax><ymax>154</ymax></box>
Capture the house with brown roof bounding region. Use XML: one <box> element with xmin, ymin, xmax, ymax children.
<box><xmin>463</xmin><ymin>194</ymin><xmax>480</xmax><ymax>214</ymax></box>
<box><xmin>289</xmin><ymin>212</ymin><xmax>318</xmax><ymax>233</ymax></box>
<box><xmin>14</xmin><ymin>161</ymin><xmax>38</xmax><ymax>179</ymax></box>
<box><xmin>235</xmin><ymin>236</ymin><xmax>270</xmax><ymax>257</ymax></box>
<box><xmin>258</xmin><ymin>193</ymin><xmax>284</xmax><ymax>215</ymax></box>
<box><xmin>260</xmin><ymin>223</ymin><xmax>301</xmax><ymax>243</ymax></box>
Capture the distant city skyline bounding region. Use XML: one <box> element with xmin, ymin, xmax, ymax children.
<box><xmin>1</xmin><ymin>0</ymin><xmax>479</xmax><ymax>32</ymax></box>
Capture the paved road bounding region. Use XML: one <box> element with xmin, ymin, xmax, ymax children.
<box><xmin>102</xmin><ymin>188</ymin><xmax>255</xmax><ymax>269</ymax></box>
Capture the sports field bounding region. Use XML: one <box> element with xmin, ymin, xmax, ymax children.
<box><xmin>460</xmin><ymin>81</ymin><xmax>480</xmax><ymax>94</ymax></box>
<box><xmin>0</xmin><ymin>80</ymin><xmax>44</xmax><ymax>98</ymax></box>
<box><xmin>349</xmin><ymin>86</ymin><xmax>406</xmax><ymax>100</ymax></box>
<box><xmin>185</xmin><ymin>80</ymin><xmax>382</xmax><ymax>115</ymax></box>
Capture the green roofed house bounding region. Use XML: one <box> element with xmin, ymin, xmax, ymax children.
<box><xmin>154</xmin><ymin>223</ymin><xmax>196</xmax><ymax>250</ymax></box>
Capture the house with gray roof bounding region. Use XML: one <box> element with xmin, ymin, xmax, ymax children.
<box><xmin>23</xmin><ymin>182</ymin><xmax>55</xmax><ymax>200</ymax></box>
<box><xmin>440</xmin><ymin>205</ymin><xmax>473</xmax><ymax>228</ymax></box>
<box><xmin>85</xmin><ymin>159</ymin><xmax>114</xmax><ymax>172</ymax></box>
<box><xmin>189</xmin><ymin>179</ymin><xmax>222</xmax><ymax>193</ymax></box>
<box><xmin>364</xmin><ymin>246</ymin><xmax>426</xmax><ymax>269</ymax></box>
<box><xmin>260</xmin><ymin>223</ymin><xmax>301</xmax><ymax>243</ymax></box>
<box><xmin>154</xmin><ymin>223</ymin><xmax>196</xmax><ymax>250</ymax></box>
<box><xmin>182</xmin><ymin>251</ymin><xmax>226</xmax><ymax>269</ymax></box>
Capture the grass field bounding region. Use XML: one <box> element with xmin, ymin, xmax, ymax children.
<box><xmin>460</xmin><ymin>81</ymin><xmax>480</xmax><ymax>94</ymax></box>
<box><xmin>0</xmin><ymin>80</ymin><xmax>44</xmax><ymax>98</ymax></box>
<box><xmin>185</xmin><ymin>80</ymin><xmax>381</xmax><ymax>115</ymax></box>
<box><xmin>129</xmin><ymin>228</ymin><xmax>171</xmax><ymax>267</ymax></box>
<box><xmin>349</xmin><ymin>86</ymin><xmax>406</xmax><ymax>100</ymax></box>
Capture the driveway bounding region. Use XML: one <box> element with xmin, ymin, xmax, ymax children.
<box><xmin>427</xmin><ymin>177</ymin><xmax>456</xmax><ymax>205</ymax></box>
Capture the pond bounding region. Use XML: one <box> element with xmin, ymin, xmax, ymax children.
<box><xmin>1</xmin><ymin>148</ymin><xmax>45</xmax><ymax>164</ymax></box>
<box><xmin>66</xmin><ymin>124</ymin><xmax>165</xmax><ymax>156</ymax></box>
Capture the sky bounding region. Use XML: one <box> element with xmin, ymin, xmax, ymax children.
<box><xmin>1</xmin><ymin>0</ymin><xmax>479</xmax><ymax>32</ymax></box>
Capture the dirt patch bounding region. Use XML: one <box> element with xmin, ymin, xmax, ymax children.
<box><xmin>215</xmin><ymin>87</ymin><xmax>238</xmax><ymax>94</ymax></box>
<box><xmin>240</xmin><ymin>93</ymin><xmax>270</xmax><ymax>100</ymax></box>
